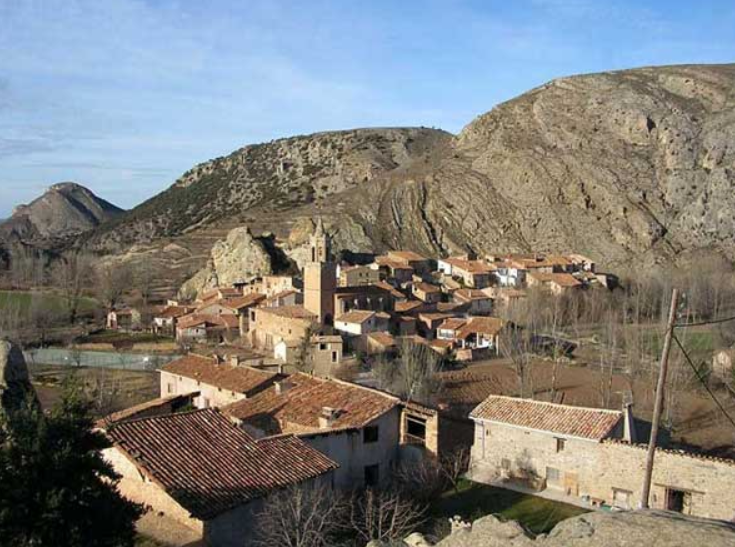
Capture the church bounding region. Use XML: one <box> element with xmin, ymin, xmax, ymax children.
<box><xmin>248</xmin><ymin>219</ymin><xmax>396</xmax><ymax>358</ymax></box>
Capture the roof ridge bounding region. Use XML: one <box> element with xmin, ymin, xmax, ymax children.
<box><xmin>479</xmin><ymin>394</ymin><xmax>622</xmax><ymax>415</ymax></box>
<box><xmin>109</xmin><ymin>406</ymin><xmax>216</xmax><ymax>428</ymax></box>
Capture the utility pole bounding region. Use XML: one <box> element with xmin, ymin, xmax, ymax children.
<box><xmin>640</xmin><ymin>288</ymin><xmax>679</xmax><ymax>509</ymax></box>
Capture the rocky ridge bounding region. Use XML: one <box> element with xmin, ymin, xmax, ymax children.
<box><xmin>1</xmin><ymin>182</ymin><xmax>123</xmax><ymax>243</ymax></box>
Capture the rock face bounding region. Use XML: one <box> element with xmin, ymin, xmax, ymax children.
<box><xmin>0</xmin><ymin>339</ymin><xmax>37</xmax><ymax>413</ymax></box>
<box><xmin>394</xmin><ymin>510</ymin><xmax>735</xmax><ymax>547</ymax></box>
<box><xmin>1</xmin><ymin>182</ymin><xmax>123</xmax><ymax>242</ymax></box>
<box><xmin>85</xmin><ymin>64</ymin><xmax>735</xmax><ymax>273</ymax></box>
<box><xmin>179</xmin><ymin>226</ymin><xmax>274</xmax><ymax>299</ymax></box>
<box><xmin>89</xmin><ymin>127</ymin><xmax>450</xmax><ymax>250</ymax></box>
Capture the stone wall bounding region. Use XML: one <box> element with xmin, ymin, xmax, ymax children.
<box><xmin>471</xmin><ymin>419</ymin><xmax>735</xmax><ymax>521</ymax></box>
<box><xmin>248</xmin><ymin>308</ymin><xmax>313</xmax><ymax>350</ymax></box>
<box><xmin>160</xmin><ymin>370</ymin><xmax>245</xmax><ymax>409</ymax></box>
<box><xmin>297</xmin><ymin>409</ymin><xmax>401</xmax><ymax>489</ymax></box>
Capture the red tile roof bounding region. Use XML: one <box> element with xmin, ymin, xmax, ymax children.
<box><xmin>528</xmin><ymin>272</ymin><xmax>582</xmax><ymax>288</ymax></box>
<box><xmin>336</xmin><ymin>310</ymin><xmax>376</xmax><ymax>324</ymax></box>
<box><xmin>257</xmin><ymin>305</ymin><xmax>316</xmax><ymax>320</ymax></box>
<box><xmin>107</xmin><ymin>409</ymin><xmax>337</xmax><ymax>519</ymax></box>
<box><xmin>222</xmin><ymin>373</ymin><xmax>399</xmax><ymax>435</ymax></box>
<box><xmin>177</xmin><ymin>313</ymin><xmax>238</xmax><ymax>330</ymax></box>
<box><xmin>156</xmin><ymin>305</ymin><xmax>196</xmax><ymax>319</ymax></box>
<box><xmin>456</xmin><ymin>317</ymin><xmax>504</xmax><ymax>339</ymax></box>
<box><xmin>414</xmin><ymin>282</ymin><xmax>442</xmax><ymax>294</ymax></box>
<box><xmin>222</xmin><ymin>293</ymin><xmax>266</xmax><ymax>310</ymax></box>
<box><xmin>98</xmin><ymin>393</ymin><xmax>198</xmax><ymax>427</ymax></box>
<box><xmin>470</xmin><ymin>395</ymin><xmax>622</xmax><ymax>440</ymax></box>
<box><xmin>387</xmin><ymin>250</ymin><xmax>428</xmax><ymax>262</ymax></box>
<box><xmin>161</xmin><ymin>354</ymin><xmax>279</xmax><ymax>395</ymax></box>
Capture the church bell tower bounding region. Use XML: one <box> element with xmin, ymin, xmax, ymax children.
<box><xmin>303</xmin><ymin>218</ymin><xmax>337</xmax><ymax>324</ymax></box>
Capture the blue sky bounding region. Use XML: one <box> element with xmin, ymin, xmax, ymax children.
<box><xmin>1</xmin><ymin>0</ymin><xmax>734</xmax><ymax>217</ymax></box>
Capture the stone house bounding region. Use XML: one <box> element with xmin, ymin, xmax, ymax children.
<box><xmin>160</xmin><ymin>353</ymin><xmax>279</xmax><ymax>409</ymax></box>
<box><xmin>242</xmin><ymin>275</ymin><xmax>297</xmax><ymax>298</ymax></box>
<box><xmin>453</xmin><ymin>288</ymin><xmax>493</xmax><ymax>315</ymax></box>
<box><xmin>438</xmin><ymin>257</ymin><xmax>496</xmax><ymax>289</ymax></box>
<box><xmin>527</xmin><ymin>272</ymin><xmax>583</xmax><ymax>295</ymax></box>
<box><xmin>223</xmin><ymin>373</ymin><xmax>444</xmax><ymax>489</ymax></box>
<box><xmin>223</xmin><ymin>374</ymin><xmax>402</xmax><ymax>489</ymax></box>
<box><xmin>412</xmin><ymin>282</ymin><xmax>443</xmax><ymax>304</ymax></box>
<box><xmin>334</xmin><ymin>285</ymin><xmax>395</xmax><ymax>316</ymax></box>
<box><xmin>386</xmin><ymin>250</ymin><xmax>432</xmax><ymax>275</ymax></box>
<box><xmin>106</xmin><ymin>307</ymin><xmax>142</xmax><ymax>332</ymax></box>
<box><xmin>248</xmin><ymin>305</ymin><xmax>317</xmax><ymax>351</ymax></box>
<box><xmin>437</xmin><ymin>317</ymin><xmax>505</xmax><ymax>360</ymax></box>
<box><xmin>374</xmin><ymin>256</ymin><xmax>415</xmax><ymax>284</ymax></box>
<box><xmin>469</xmin><ymin>395</ymin><xmax>735</xmax><ymax>521</ymax></box>
<box><xmin>102</xmin><ymin>409</ymin><xmax>337</xmax><ymax>547</ymax></box>
<box><xmin>338</xmin><ymin>264</ymin><xmax>381</xmax><ymax>287</ymax></box>
<box><xmin>334</xmin><ymin>310</ymin><xmax>390</xmax><ymax>336</ymax></box>
<box><xmin>310</xmin><ymin>334</ymin><xmax>344</xmax><ymax>375</ymax></box>
<box><xmin>261</xmin><ymin>289</ymin><xmax>302</xmax><ymax>308</ymax></box>
<box><xmin>416</xmin><ymin>312</ymin><xmax>458</xmax><ymax>340</ymax></box>
<box><xmin>175</xmin><ymin>314</ymin><xmax>240</xmax><ymax>344</ymax></box>
<box><xmin>152</xmin><ymin>305</ymin><xmax>195</xmax><ymax>335</ymax></box>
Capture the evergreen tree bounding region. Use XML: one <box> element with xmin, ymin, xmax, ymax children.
<box><xmin>0</xmin><ymin>377</ymin><xmax>144</xmax><ymax>547</ymax></box>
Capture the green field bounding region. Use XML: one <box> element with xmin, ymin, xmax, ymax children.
<box><xmin>0</xmin><ymin>290</ymin><xmax>99</xmax><ymax>315</ymax></box>
<box><xmin>430</xmin><ymin>480</ymin><xmax>588</xmax><ymax>537</ymax></box>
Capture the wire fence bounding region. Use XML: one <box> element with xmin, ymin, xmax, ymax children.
<box><xmin>23</xmin><ymin>348</ymin><xmax>182</xmax><ymax>371</ymax></box>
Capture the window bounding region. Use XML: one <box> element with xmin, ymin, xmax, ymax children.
<box><xmin>501</xmin><ymin>458</ymin><xmax>511</xmax><ymax>470</ymax></box>
<box><xmin>319</xmin><ymin>343</ymin><xmax>328</xmax><ymax>351</ymax></box>
<box><xmin>331</xmin><ymin>351</ymin><xmax>338</xmax><ymax>363</ymax></box>
<box><xmin>364</xmin><ymin>464</ymin><xmax>380</xmax><ymax>487</ymax></box>
<box><xmin>546</xmin><ymin>467</ymin><xmax>561</xmax><ymax>485</ymax></box>
<box><xmin>666</xmin><ymin>488</ymin><xmax>692</xmax><ymax>514</ymax></box>
<box><xmin>406</xmin><ymin>416</ymin><xmax>427</xmax><ymax>440</ymax></box>
<box><xmin>363</xmin><ymin>426</ymin><xmax>379</xmax><ymax>444</ymax></box>
<box><xmin>556</xmin><ymin>438</ymin><xmax>566</xmax><ymax>453</ymax></box>
<box><xmin>167</xmin><ymin>383</ymin><xmax>174</xmax><ymax>394</ymax></box>
<box><xmin>612</xmin><ymin>488</ymin><xmax>632</xmax><ymax>509</ymax></box>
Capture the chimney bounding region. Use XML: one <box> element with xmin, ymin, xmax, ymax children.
<box><xmin>622</xmin><ymin>402</ymin><xmax>637</xmax><ymax>443</ymax></box>
<box><xmin>229</xmin><ymin>355</ymin><xmax>240</xmax><ymax>367</ymax></box>
<box><xmin>275</xmin><ymin>380</ymin><xmax>292</xmax><ymax>395</ymax></box>
<box><xmin>318</xmin><ymin>407</ymin><xmax>339</xmax><ymax>429</ymax></box>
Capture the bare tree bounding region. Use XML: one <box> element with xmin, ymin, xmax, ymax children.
<box><xmin>95</xmin><ymin>262</ymin><xmax>129</xmax><ymax>311</ymax></box>
<box><xmin>253</xmin><ymin>483</ymin><xmax>346</xmax><ymax>547</ymax></box>
<box><xmin>499</xmin><ymin>324</ymin><xmax>534</xmax><ymax>398</ymax></box>
<box><xmin>393</xmin><ymin>341</ymin><xmax>444</xmax><ymax>405</ymax></box>
<box><xmin>52</xmin><ymin>252</ymin><xmax>92</xmax><ymax>325</ymax></box>
<box><xmin>350</xmin><ymin>488</ymin><xmax>426</xmax><ymax>544</ymax></box>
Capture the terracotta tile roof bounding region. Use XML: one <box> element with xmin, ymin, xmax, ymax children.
<box><xmin>438</xmin><ymin>318</ymin><xmax>466</xmax><ymax>331</ymax></box>
<box><xmin>456</xmin><ymin>317</ymin><xmax>504</xmax><ymax>339</ymax></box>
<box><xmin>414</xmin><ymin>282</ymin><xmax>442</xmax><ymax>293</ymax></box>
<box><xmin>374</xmin><ymin>281</ymin><xmax>405</xmax><ymax>299</ymax></box>
<box><xmin>436</xmin><ymin>302</ymin><xmax>470</xmax><ymax>313</ymax></box>
<box><xmin>528</xmin><ymin>272</ymin><xmax>582</xmax><ymax>288</ymax></box>
<box><xmin>443</xmin><ymin>257</ymin><xmax>495</xmax><ymax>274</ymax></box>
<box><xmin>161</xmin><ymin>354</ymin><xmax>279</xmax><ymax>395</ymax></box>
<box><xmin>367</xmin><ymin>331</ymin><xmax>396</xmax><ymax>348</ymax></box>
<box><xmin>107</xmin><ymin>409</ymin><xmax>337</xmax><ymax>520</ymax></box>
<box><xmin>223</xmin><ymin>373</ymin><xmax>399</xmax><ymax>435</ymax></box>
<box><xmin>177</xmin><ymin>313</ymin><xmax>222</xmax><ymax>329</ymax></box>
<box><xmin>375</xmin><ymin>256</ymin><xmax>414</xmax><ymax>270</ymax></box>
<box><xmin>388</xmin><ymin>250</ymin><xmax>428</xmax><ymax>262</ymax></box>
<box><xmin>395</xmin><ymin>301</ymin><xmax>424</xmax><ymax>313</ymax></box>
<box><xmin>257</xmin><ymin>305</ymin><xmax>316</xmax><ymax>320</ymax></box>
<box><xmin>200</xmin><ymin>287</ymin><xmax>241</xmax><ymax>302</ymax></box>
<box><xmin>336</xmin><ymin>310</ymin><xmax>376</xmax><ymax>324</ymax></box>
<box><xmin>97</xmin><ymin>393</ymin><xmax>198</xmax><ymax>428</ymax></box>
<box><xmin>470</xmin><ymin>395</ymin><xmax>622</xmax><ymax>440</ymax></box>
<box><xmin>222</xmin><ymin>293</ymin><xmax>266</xmax><ymax>310</ymax></box>
<box><xmin>454</xmin><ymin>288</ymin><xmax>491</xmax><ymax>301</ymax></box>
<box><xmin>156</xmin><ymin>305</ymin><xmax>195</xmax><ymax>319</ymax></box>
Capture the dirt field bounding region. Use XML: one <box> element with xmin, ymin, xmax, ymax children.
<box><xmin>29</xmin><ymin>363</ymin><xmax>159</xmax><ymax>418</ymax></box>
<box><xmin>438</xmin><ymin>356</ymin><xmax>735</xmax><ymax>452</ymax></box>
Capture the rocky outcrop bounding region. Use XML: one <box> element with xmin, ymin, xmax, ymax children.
<box><xmin>49</xmin><ymin>64</ymin><xmax>735</xmax><ymax>279</ymax></box>
<box><xmin>0</xmin><ymin>339</ymin><xmax>37</xmax><ymax>412</ymax></box>
<box><xmin>379</xmin><ymin>510</ymin><xmax>735</xmax><ymax>547</ymax></box>
<box><xmin>1</xmin><ymin>182</ymin><xmax>123</xmax><ymax>242</ymax></box>
<box><xmin>179</xmin><ymin>226</ymin><xmax>274</xmax><ymax>299</ymax></box>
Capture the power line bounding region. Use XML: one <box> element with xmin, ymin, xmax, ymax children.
<box><xmin>675</xmin><ymin>314</ymin><xmax>735</xmax><ymax>328</ymax></box>
<box><xmin>671</xmin><ymin>333</ymin><xmax>735</xmax><ymax>432</ymax></box>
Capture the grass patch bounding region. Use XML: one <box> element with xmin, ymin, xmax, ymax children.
<box><xmin>78</xmin><ymin>331</ymin><xmax>174</xmax><ymax>345</ymax></box>
<box><xmin>430</xmin><ymin>480</ymin><xmax>587</xmax><ymax>537</ymax></box>
<box><xmin>0</xmin><ymin>290</ymin><xmax>98</xmax><ymax>315</ymax></box>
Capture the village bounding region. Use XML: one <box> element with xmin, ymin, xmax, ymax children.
<box><xmin>84</xmin><ymin>219</ymin><xmax>735</xmax><ymax>546</ymax></box>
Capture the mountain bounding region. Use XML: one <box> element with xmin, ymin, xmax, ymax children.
<box><xmin>1</xmin><ymin>182</ymin><xmax>124</xmax><ymax>244</ymax></box>
<box><xmin>84</xmin><ymin>64</ymin><xmax>735</xmax><ymax>285</ymax></box>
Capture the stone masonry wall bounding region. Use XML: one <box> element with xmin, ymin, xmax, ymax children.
<box><xmin>471</xmin><ymin>420</ymin><xmax>735</xmax><ymax>521</ymax></box>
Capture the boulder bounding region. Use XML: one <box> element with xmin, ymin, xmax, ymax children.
<box><xmin>0</xmin><ymin>339</ymin><xmax>38</xmax><ymax>412</ymax></box>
